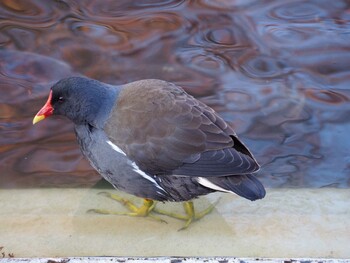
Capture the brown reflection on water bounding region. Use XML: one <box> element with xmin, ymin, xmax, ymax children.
<box><xmin>0</xmin><ymin>0</ymin><xmax>350</xmax><ymax>188</ymax></box>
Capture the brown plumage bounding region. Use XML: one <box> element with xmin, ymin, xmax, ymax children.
<box><xmin>106</xmin><ymin>79</ymin><xmax>259</xmax><ymax>176</ymax></box>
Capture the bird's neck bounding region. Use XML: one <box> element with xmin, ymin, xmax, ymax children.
<box><xmin>70</xmin><ymin>84</ymin><xmax>120</xmax><ymax>129</ymax></box>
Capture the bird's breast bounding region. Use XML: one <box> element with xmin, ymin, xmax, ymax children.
<box><xmin>74</xmin><ymin>124</ymin><xmax>171</xmax><ymax>200</ymax></box>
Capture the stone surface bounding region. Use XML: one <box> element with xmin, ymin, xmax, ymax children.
<box><xmin>0</xmin><ymin>188</ymin><xmax>349</xmax><ymax>258</ymax></box>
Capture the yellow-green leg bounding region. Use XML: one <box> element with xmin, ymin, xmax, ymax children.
<box><xmin>88</xmin><ymin>192</ymin><xmax>166</xmax><ymax>223</ymax></box>
<box><xmin>154</xmin><ymin>200</ymin><xmax>219</xmax><ymax>230</ymax></box>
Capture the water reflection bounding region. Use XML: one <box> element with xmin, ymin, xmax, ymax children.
<box><xmin>0</xmin><ymin>0</ymin><xmax>349</xmax><ymax>188</ymax></box>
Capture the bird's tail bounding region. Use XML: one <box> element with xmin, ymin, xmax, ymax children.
<box><xmin>205</xmin><ymin>174</ymin><xmax>266</xmax><ymax>201</ymax></box>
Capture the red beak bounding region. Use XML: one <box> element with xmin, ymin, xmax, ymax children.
<box><xmin>33</xmin><ymin>90</ymin><xmax>54</xmax><ymax>124</ymax></box>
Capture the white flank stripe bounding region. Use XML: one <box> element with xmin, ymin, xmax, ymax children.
<box><xmin>107</xmin><ymin>140</ymin><xmax>165</xmax><ymax>195</ymax></box>
<box><xmin>106</xmin><ymin>140</ymin><xmax>126</xmax><ymax>156</ymax></box>
<box><xmin>131</xmin><ymin>162</ymin><xmax>165</xmax><ymax>192</ymax></box>
<box><xmin>197</xmin><ymin>177</ymin><xmax>233</xmax><ymax>193</ymax></box>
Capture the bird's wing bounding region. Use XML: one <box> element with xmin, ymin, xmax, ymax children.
<box><xmin>105</xmin><ymin>79</ymin><xmax>259</xmax><ymax>176</ymax></box>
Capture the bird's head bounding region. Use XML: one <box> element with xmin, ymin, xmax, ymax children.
<box><xmin>33</xmin><ymin>77</ymin><xmax>116</xmax><ymax>127</ymax></box>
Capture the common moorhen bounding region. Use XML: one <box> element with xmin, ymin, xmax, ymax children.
<box><xmin>33</xmin><ymin>77</ymin><xmax>265</xmax><ymax>229</ymax></box>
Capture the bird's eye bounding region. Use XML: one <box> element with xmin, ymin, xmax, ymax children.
<box><xmin>58</xmin><ymin>96</ymin><xmax>64</xmax><ymax>103</ymax></box>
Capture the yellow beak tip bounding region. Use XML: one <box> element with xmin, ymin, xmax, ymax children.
<box><xmin>33</xmin><ymin>115</ymin><xmax>45</xmax><ymax>125</ymax></box>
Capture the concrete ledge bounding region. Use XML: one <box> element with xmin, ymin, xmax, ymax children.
<box><xmin>0</xmin><ymin>189</ymin><xmax>349</xmax><ymax>258</ymax></box>
<box><xmin>1</xmin><ymin>258</ymin><xmax>350</xmax><ymax>263</ymax></box>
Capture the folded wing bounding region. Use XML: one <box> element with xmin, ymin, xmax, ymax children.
<box><xmin>105</xmin><ymin>79</ymin><xmax>264</xmax><ymax>199</ymax></box>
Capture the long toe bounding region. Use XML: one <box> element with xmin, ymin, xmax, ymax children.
<box><xmin>153</xmin><ymin>200</ymin><xmax>219</xmax><ymax>230</ymax></box>
<box><xmin>88</xmin><ymin>193</ymin><xmax>167</xmax><ymax>223</ymax></box>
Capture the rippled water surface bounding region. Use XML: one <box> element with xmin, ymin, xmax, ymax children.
<box><xmin>0</xmin><ymin>0</ymin><xmax>350</xmax><ymax>189</ymax></box>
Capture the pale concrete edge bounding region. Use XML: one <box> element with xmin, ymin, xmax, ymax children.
<box><xmin>0</xmin><ymin>258</ymin><xmax>350</xmax><ymax>263</ymax></box>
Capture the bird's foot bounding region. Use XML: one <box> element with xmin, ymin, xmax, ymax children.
<box><xmin>153</xmin><ymin>199</ymin><xmax>220</xmax><ymax>231</ymax></box>
<box><xmin>87</xmin><ymin>192</ymin><xmax>167</xmax><ymax>223</ymax></box>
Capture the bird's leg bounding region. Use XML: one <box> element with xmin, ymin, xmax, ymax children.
<box><xmin>181</xmin><ymin>201</ymin><xmax>195</xmax><ymax>230</ymax></box>
<box><xmin>88</xmin><ymin>192</ymin><xmax>166</xmax><ymax>223</ymax></box>
<box><xmin>153</xmin><ymin>199</ymin><xmax>219</xmax><ymax>230</ymax></box>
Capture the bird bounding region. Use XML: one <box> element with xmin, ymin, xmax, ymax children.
<box><xmin>33</xmin><ymin>76</ymin><xmax>265</xmax><ymax>229</ymax></box>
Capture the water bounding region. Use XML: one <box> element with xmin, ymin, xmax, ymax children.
<box><xmin>1</xmin><ymin>0</ymin><xmax>349</xmax><ymax>189</ymax></box>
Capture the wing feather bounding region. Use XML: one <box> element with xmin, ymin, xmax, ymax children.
<box><xmin>105</xmin><ymin>79</ymin><xmax>259</xmax><ymax>177</ymax></box>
